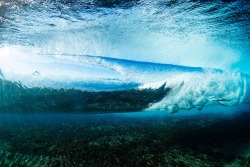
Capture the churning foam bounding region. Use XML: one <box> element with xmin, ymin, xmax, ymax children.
<box><xmin>146</xmin><ymin>70</ymin><xmax>249</xmax><ymax>113</ymax></box>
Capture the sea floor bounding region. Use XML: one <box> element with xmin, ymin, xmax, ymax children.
<box><xmin>0</xmin><ymin>111</ymin><xmax>250</xmax><ymax>167</ymax></box>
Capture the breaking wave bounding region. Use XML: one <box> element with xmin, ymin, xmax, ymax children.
<box><xmin>0</xmin><ymin>0</ymin><xmax>249</xmax><ymax>113</ymax></box>
<box><xmin>0</xmin><ymin>52</ymin><xmax>249</xmax><ymax>113</ymax></box>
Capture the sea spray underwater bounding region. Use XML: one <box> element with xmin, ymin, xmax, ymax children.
<box><xmin>0</xmin><ymin>0</ymin><xmax>250</xmax><ymax>166</ymax></box>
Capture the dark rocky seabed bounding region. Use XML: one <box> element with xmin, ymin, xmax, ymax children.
<box><xmin>0</xmin><ymin>111</ymin><xmax>250</xmax><ymax>167</ymax></box>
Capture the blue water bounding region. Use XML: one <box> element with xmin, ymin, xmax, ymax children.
<box><xmin>0</xmin><ymin>0</ymin><xmax>250</xmax><ymax>114</ymax></box>
<box><xmin>1</xmin><ymin>1</ymin><xmax>250</xmax><ymax>166</ymax></box>
<box><xmin>0</xmin><ymin>0</ymin><xmax>250</xmax><ymax>113</ymax></box>
<box><xmin>0</xmin><ymin>0</ymin><xmax>249</xmax><ymax>70</ymax></box>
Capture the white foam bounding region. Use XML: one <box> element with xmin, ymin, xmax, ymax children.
<box><xmin>146</xmin><ymin>70</ymin><xmax>248</xmax><ymax>113</ymax></box>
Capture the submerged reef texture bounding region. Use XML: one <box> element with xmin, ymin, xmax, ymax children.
<box><xmin>0</xmin><ymin>112</ymin><xmax>250</xmax><ymax>166</ymax></box>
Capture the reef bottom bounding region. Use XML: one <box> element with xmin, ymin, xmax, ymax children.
<box><xmin>0</xmin><ymin>111</ymin><xmax>250</xmax><ymax>167</ymax></box>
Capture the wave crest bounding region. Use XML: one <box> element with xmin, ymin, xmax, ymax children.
<box><xmin>0</xmin><ymin>53</ymin><xmax>249</xmax><ymax>113</ymax></box>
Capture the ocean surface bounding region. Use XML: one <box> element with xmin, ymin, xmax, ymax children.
<box><xmin>0</xmin><ymin>0</ymin><xmax>250</xmax><ymax>166</ymax></box>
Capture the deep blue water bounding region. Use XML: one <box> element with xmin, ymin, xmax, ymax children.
<box><xmin>0</xmin><ymin>0</ymin><xmax>250</xmax><ymax>166</ymax></box>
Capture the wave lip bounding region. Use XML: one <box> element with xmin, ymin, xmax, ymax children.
<box><xmin>0</xmin><ymin>54</ymin><xmax>249</xmax><ymax>113</ymax></box>
<box><xmin>56</xmin><ymin>55</ymin><xmax>249</xmax><ymax>113</ymax></box>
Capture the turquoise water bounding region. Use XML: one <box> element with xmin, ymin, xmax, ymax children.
<box><xmin>0</xmin><ymin>0</ymin><xmax>250</xmax><ymax>166</ymax></box>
